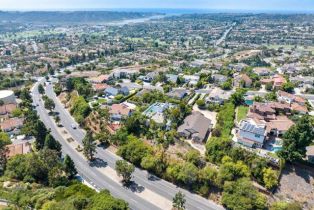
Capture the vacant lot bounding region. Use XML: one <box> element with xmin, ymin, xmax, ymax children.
<box><xmin>275</xmin><ymin>163</ymin><xmax>314</xmax><ymax>210</ymax></box>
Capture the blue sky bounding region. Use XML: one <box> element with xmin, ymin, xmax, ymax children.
<box><xmin>1</xmin><ymin>0</ymin><xmax>314</xmax><ymax>11</ymax></box>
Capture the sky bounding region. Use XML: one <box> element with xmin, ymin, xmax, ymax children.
<box><xmin>0</xmin><ymin>0</ymin><xmax>314</xmax><ymax>11</ymax></box>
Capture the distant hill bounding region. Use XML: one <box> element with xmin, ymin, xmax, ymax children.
<box><xmin>0</xmin><ymin>11</ymin><xmax>159</xmax><ymax>24</ymax></box>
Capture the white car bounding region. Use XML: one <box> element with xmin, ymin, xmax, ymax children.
<box><xmin>71</xmin><ymin>124</ymin><xmax>77</xmax><ymax>129</ymax></box>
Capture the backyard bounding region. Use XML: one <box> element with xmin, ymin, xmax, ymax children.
<box><xmin>236</xmin><ymin>105</ymin><xmax>249</xmax><ymax>123</ymax></box>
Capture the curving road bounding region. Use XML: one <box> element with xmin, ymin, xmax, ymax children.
<box><xmin>31</xmin><ymin>78</ymin><xmax>224</xmax><ymax>210</ymax></box>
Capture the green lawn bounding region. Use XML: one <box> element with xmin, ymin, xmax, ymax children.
<box><xmin>237</xmin><ymin>106</ymin><xmax>249</xmax><ymax>123</ymax></box>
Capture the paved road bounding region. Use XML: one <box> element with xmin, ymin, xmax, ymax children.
<box><xmin>32</xmin><ymin>78</ymin><xmax>224</xmax><ymax>210</ymax></box>
<box><xmin>215</xmin><ymin>22</ymin><xmax>236</xmax><ymax>46</ymax></box>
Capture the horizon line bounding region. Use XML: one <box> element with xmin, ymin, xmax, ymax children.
<box><xmin>0</xmin><ymin>8</ymin><xmax>314</xmax><ymax>14</ymax></box>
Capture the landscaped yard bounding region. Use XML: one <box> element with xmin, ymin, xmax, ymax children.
<box><xmin>237</xmin><ymin>106</ymin><xmax>249</xmax><ymax>123</ymax></box>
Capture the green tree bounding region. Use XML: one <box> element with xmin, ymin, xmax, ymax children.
<box><xmin>270</xmin><ymin>201</ymin><xmax>302</xmax><ymax>210</ymax></box>
<box><xmin>38</xmin><ymin>84</ymin><xmax>45</xmax><ymax>95</ymax></box>
<box><xmin>115</xmin><ymin>160</ymin><xmax>135</xmax><ymax>184</ymax></box>
<box><xmin>44</xmin><ymin>98</ymin><xmax>55</xmax><ymax>113</ymax></box>
<box><xmin>230</xmin><ymin>90</ymin><xmax>245</xmax><ymax>106</ymax></box>
<box><xmin>48</xmin><ymin>164</ymin><xmax>69</xmax><ymax>187</ymax></box>
<box><xmin>82</xmin><ymin>132</ymin><xmax>97</xmax><ymax>161</ymax></box>
<box><xmin>222</xmin><ymin>178</ymin><xmax>267</xmax><ymax>210</ymax></box>
<box><xmin>63</xmin><ymin>155</ymin><xmax>77</xmax><ymax>179</ymax></box>
<box><xmin>282</xmin><ymin>82</ymin><xmax>295</xmax><ymax>93</ymax></box>
<box><xmin>218</xmin><ymin>156</ymin><xmax>250</xmax><ymax>185</ymax></box>
<box><xmin>0</xmin><ymin>132</ymin><xmax>11</xmax><ymax>174</ymax></box>
<box><xmin>44</xmin><ymin>134</ymin><xmax>61</xmax><ymax>153</ymax></box>
<box><xmin>196</xmin><ymin>99</ymin><xmax>205</xmax><ymax>108</ymax></box>
<box><xmin>172</xmin><ymin>191</ymin><xmax>186</xmax><ymax>210</ymax></box>
<box><xmin>262</xmin><ymin>168</ymin><xmax>278</xmax><ymax>190</ymax></box>
<box><xmin>278</xmin><ymin>116</ymin><xmax>314</xmax><ymax>162</ymax></box>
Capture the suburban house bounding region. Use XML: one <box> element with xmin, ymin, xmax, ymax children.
<box><xmin>109</xmin><ymin>104</ymin><xmax>133</xmax><ymax>121</ymax></box>
<box><xmin>89</xmin><ymin>74</ymin><xmax>110</xmax><ymax>84</ymax></box>
<box><xmin>166</xmin><ymin>74</ymin><xmax>179</xmax><ymax>83</ymax></box>
<box><xmin>228</xmin><ymin>63</ymin><xmax>248</xmax><ymax>72</ymax></box>
<box><xmin>178</xmin><ymin>111</ymin><xmax>212</xmax><ymax>143</ymax></box>
<box><xmin>143</xmin><ymin>102</ymin><xmax>174</xmax><ymax>124</ymax></box>
<box><xmin>105</xmin><ymin>87</ymin><xmax>119</xmax><ymax>96</ymax></box>
<box><xmin>140</xmin><ymin>72</ymin><xmax>159</xmax><ymax>83</ymax></box>
<box><xmin>233</xmin><ymin>73</ymin><xmax>252</xmax><ymax>88</ymax></box>
<box><xmin>183</xmin><ymin>75</ymin><xmax>200</xmax><ymax>86</ymax></box>
<box><xmin>104</xmin><ymin>86</ymin><xmax>130</xmax><ymax>97</ymax></box>
<box><xmin>0</xmin><ymin>118</ymin><xmax>24</xmax><ymax>134</ymax></box>
<box><xmin>205</xmin><ymin>87</ymin><xmax>234</xmax><ymax>105</ymax></box>
<box><xmin>237</xmin><ymin>118</ymin><xmax>266</xmax><ymax>148</ymax></box>
<box><xmin>266</xmin><ymin>116</ymin><xmax>295</xmax><ymax>137</ymax></box>
<box><xmin>261</xmin><ymin>74</ymin><xmax>286</xmax><ymax>89</ymax></box>
<box><xmin>166</xmin><ymin>88</ymin><xmax>189</xmax><ymax>100</ymax></box>
<box><xmin>6</xmin><ymin>141</ymin><xmax>32</xmax><ymax>158</ymax></box>
<box><xmin>277</xmin><ymin>90</ymin><xmax>306</xmax><ymax>105</ymax></box>
<box><xmin>276</xmin><ymin>91</ymin><xmax>308</xmax><ymax>114</ymax></box>
<box><xmin>92</xmin><ymin>83</ymin><xmax>110</xmax><ymax>93</ymax></box>
<box><xmin>0</xmin><ymin>104</ymin><xmax>17</xmax><ymax>116</ymax></box>
<box><xmin>212</xmin><ymin>74</ymin><xmax>228</xmax><ymax>85</ymax></box>
<box><xmin>253</xmin><ymin>67</ymin><xmax>271</xmax><ymax>76</ymax></box>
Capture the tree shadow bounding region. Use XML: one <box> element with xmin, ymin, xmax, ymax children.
<box><xmin>89</xmin><ymin>158</ymin><xmax>107</xmax><ymax>168</ymax></box>
<box><xmin>283</xmin><ymin>163</ymin><xmax>313</xmax><ymax>184</ymax></box>
<box><xmin>126</xmin><ymin>181</ymin><xmax>145</xmax><ymax>193</ymax></box>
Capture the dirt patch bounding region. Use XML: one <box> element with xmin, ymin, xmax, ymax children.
<box><xmin>274</xmin><ymin>163</ymin><xmax>314</xmax><ymax>209</ymax></box>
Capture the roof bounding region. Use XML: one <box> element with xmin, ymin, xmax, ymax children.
<box><xmin>0</xmin><ymin>118</ymin><xmax>24</xmax><ymax>131</ymax></box>
<box><xmin>109</xmin><ymin>104</ymin><xmax>131</xmax><ymax>116</ymax></box>
<box><xmin>266</xmin><ymin>117</ymin><xmax>295</xmax><ymax>133</ymax></box>
<box><xmin>240</xmin><ymin>119</ymin><xmax>265</xmax><ymax>136</ymax></box>
<box><xmin>291</xmin><ymin>103</ymin><xmax>308</xmax><ymax>113</ymax></box>
<box><xmin>0</xmin><ymin>104</ymin><xmax>17</xmax><ymax>114</ymax></box>
<box><xmin>178</xmin><ymin>111</ymin><xmax>211</xmax><ymax>141</ymax></box>
<box><xmin>0</xmin><ymin>90</ymin><xmax>14</xmax><ymax>98</ymax></box>
<box><xmin>166</xmin><ymin>88</ymin><xmax>188</xmax><ymax>99</ymax></box>
<box><xmin>105</xmin><ymin>87</ymin><xmax>119</xmax><ymax>95</ymax></box>
<box><xmin>90</xmin><ymin>74</ymin><xmax>110</xmax><ymax>83</ymax></box>
<box><xmin>93</xmin><ymin>83</ymin><xmax>109</xmax><ymax>91</ymax></box>
<box><xmin>278</xmin><ymin>90</ymin><xmax>306</xmax><ymax>104</ymax></box>
<box><xmin>6</xmin><ymin>142</ymin><xmax>32</xmax><ymax>158</ymax></box>
<box><xmin>241</xmin><ymin>74</ymin><xmax>252</xmax><ymax>83</ymax></box>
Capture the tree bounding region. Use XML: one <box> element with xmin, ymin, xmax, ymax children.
<box><xmin>262</xmin><ymin>168</ymin><xmax>278</xmax><ymax>190</ymax></box>
<box><xmin>265</xmin><ymin>83</ymin><xmax>273</xmax><ymax>91</ymax></box>
<box><xmin>270</xmin><ymin>201</ymin><xmax>302</xmax><ymax>210</ymax></box>
<box><xmin>44</xmin><ymin>98</ymin><xmax>55</xmax><ymax>113</ymax></box>
<box><xmin>218</xmin><ymin>156</ymin><xmax>250</xmax><ymax>185</ymax></box>
<box><xmin>38</xmin><ymin>84</ymin><xmax>45</xmax><ymax>95</ymax></box>
<box><xmin>115</xmin><ymin>160</ymin><xmax>135</xmax><ymax>184</ymax></box>
<box><xmin>0</xmin><ymin>132</ymin><xmax>11</xmax><ymax>175</ymax></box>
<box><xmin>54</xmin><ymin>115</ymin><xmax>61</xmax><ymax>126</ymax></box>
<box><xmin>172</xmin><ymin>191</ymin><xmax>186</xmax><ymax>210</ymax></box>
<box><xmin>282</xmin><ymin>82</ymin><xmax>295</xmax><ymax>93</ymax></box>
<box><xmin>63</xmin><ymin>155</ymin><xmax>77</xmax><ymax>179</ymax></box>
<box><xmin>44</xmin><ymin>134</ymin><xmax>62</xmax><ymax>153</ymax></box>
<box><xmin>221</xmin><ymin>81</ymin><xmax>232</xmax><ymax>90</ymax></box>
<box><xmin>196</xmin><ymin>99</ymin><xmax>205</xmax><ymax>108</ymax></box>
<box><xmin>278</xmin><ymin>116</ymin><xmax>314</xmax><ymax>162</ymax></box>
<box><xmin>82</xmin><ymin>132</ymin><xmax>97</xmax><ymax>161</ymax></box>
<box><xmin>222</xmin><ymin>178</ymin><xmax>267</xmax><ymax>210</ymax></box>
<box><xmin>230</xmin><ymin>90</ymin><xmax>245</xmax><ymax>106</ymax></box>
